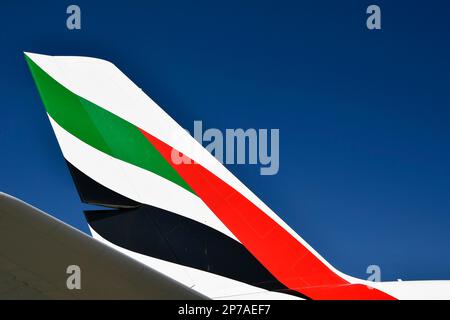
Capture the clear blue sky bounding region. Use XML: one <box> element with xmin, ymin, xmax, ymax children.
<box><xmin>1</xmin><ymin>0</ymin><xmax>449</xmax><ymax>281</ymax></box>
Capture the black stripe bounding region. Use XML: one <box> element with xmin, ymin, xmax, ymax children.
<box><xmin>67</xmin><ymin>161</ymin><xmax>309</xmax><ymax>299</ymax></box>
<box><xmin>85</xmin><ymin>206</ymin><xmax>307</xmax><ymax>299</ymax></box>
<box><xmin>66</xmin><ymin>161</ymin><xmax>140</xmax><ymax>208</ymax></box>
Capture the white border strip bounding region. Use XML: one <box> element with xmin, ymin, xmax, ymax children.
<box><xmin>49</xmin><ymin>116</ymin><xmax>238</xmax><ymax>241</ymax></box>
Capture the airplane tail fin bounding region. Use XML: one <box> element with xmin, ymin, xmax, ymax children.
<box><xmin>25</xmin><ymin>52</ymin><xmax>395</xmax><ymax>300</ymax></box>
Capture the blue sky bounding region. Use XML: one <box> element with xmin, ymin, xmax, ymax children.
<box><xmin>1</xmin><ymin>0</ymin><xmax>450</xmax><ymax>281</ymax></box>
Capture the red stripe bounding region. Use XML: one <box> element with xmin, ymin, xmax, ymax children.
<box><xmin>139</xmin><ymin>128</ymin><xmax>395</xmax><ymax>300</ymax></box>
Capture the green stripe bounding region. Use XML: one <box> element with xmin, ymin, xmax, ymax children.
<box><xmin>26</xmin><ymin>55</ymin><xmax>195</xmax><ymax>194</ymax></box>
